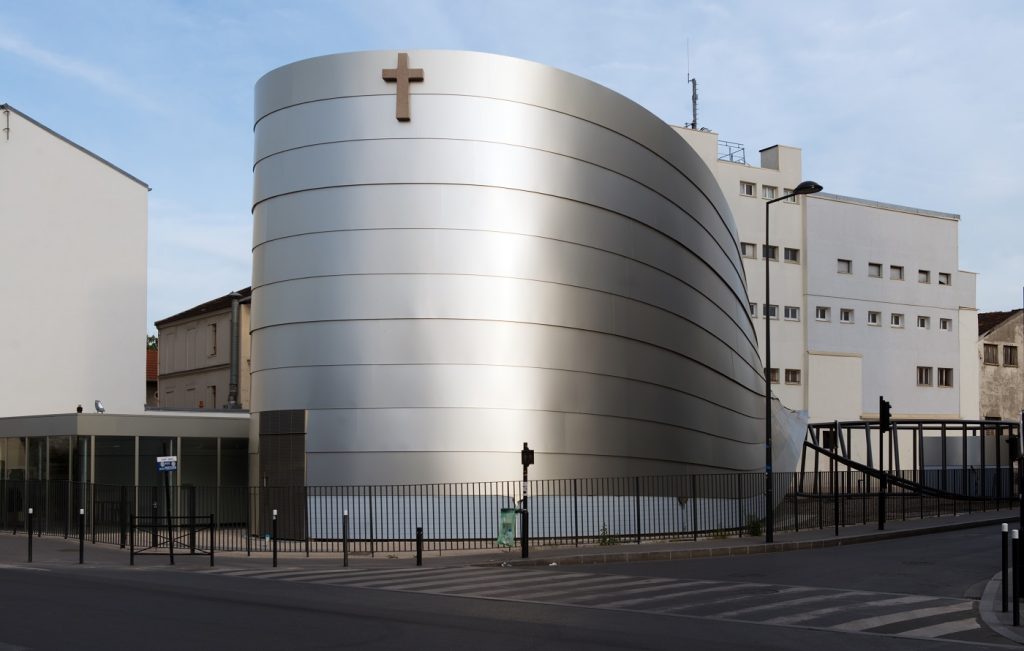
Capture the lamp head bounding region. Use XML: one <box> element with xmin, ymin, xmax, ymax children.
<box><xmin>793</xmin><ymin>180</ymin><xmax>823</xmax><ymax>196</ymax></box>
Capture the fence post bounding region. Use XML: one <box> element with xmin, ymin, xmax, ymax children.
<box><xmin>119</xmin><ymin>486</ymin><xmax>128</xmax><ymax>549</ymax></box>
<box><xmin>1014</xmin><ymin>529</ymin><xmax>1020</xmax><ymax>626</ymax></box>
<box><xmin>691</xmin><ymin>475</ymin><xmax>698</xmax><ymax>541</ymax></box>
<box><xmin>1004</xmin><ymin>523</ymin><xmax>1010</xmax><ymax>612</ymax></box>
<box><xmin>343</xmin><ymin>510</ymin><xmax>349</xmax><ymax>568</ymax></box>
<box><xmin>209</xmin><ymin>514</ymin><xmax>215</xmax><ymax>567</ymax></box>
<box><xmin>27</xmin><ymin>508</ymin><xmax>33</xmax><ymax>563</ymax></box>
<box><xmin>416</xmin><ymin>526</ymin><xmax>423</xmax><ymax>566</ymax></box>
<box><xmin>634</xmin><ymin>476</ymin><xmax>641</xmax><ymax>545</ymax></box>
<box><xmin>878</xmin><ymin>475</ymin><xmax>886</xmax><ymax>531</ymax></box>
<box><xmin>130</xmin><ymin>513</ymin><xmax>135</xmax><ymax>566</ymax></box>
<box><xmin>272</xmin><ymin>509</ymin><xmax>278</xmax><ymax>568</ymax></box>
<box><xmin>189</xmin><ymin>486</ymin><xmax>197</xmax><ymax>555</ymax></box>
<box><xmin>573</xmin><ymin>479</ymin><xmax>579</xmax><ymax>548</ymax></box>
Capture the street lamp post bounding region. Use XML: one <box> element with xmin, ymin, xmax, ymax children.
<box><xmin>764</xmin><ymin>180</ymin><xmax>822</xmax><ymax>544</ymax></box>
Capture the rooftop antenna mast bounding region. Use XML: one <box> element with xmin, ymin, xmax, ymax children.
<box><xmin>686</xmin><ymin>40</ymin><xmax>698</xmax><ymax>130</ymax></box>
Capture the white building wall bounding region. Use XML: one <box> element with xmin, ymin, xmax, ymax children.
<box><xmin>0</xmin><ymin>106</ymin><xmax>148</xmax><ymax>416</ymax></box>
<box><xmin>805</xmin><ymin>194</ymin><xmax>966</xmax><ymax>418</ymax></box>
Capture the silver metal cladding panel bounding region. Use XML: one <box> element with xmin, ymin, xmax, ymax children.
<box><xmin>251</xmin><ymin>50</ymin><xmax>765</xmax><ymax>484</ymax></box>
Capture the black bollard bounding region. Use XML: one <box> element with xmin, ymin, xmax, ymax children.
<box><xmin>1004</xmin><ymin>523</ymin><xmax>1010</xmax><ymax>612</ymax></box>
<box><xmin>27</xmin><ymin>508</ymin><xmax>33</xmax><ymax>563</ymax></box>
<box><xmin>272</xmin><ymin>509</ymin><xmax>278</xmax><ymax>568</ymax></box>
<box><xmin>78</xmin><ymin>508</ymin><xmax>85</xmax><ymax>564</ymax></box>
<box><xmin>343</xmin><ymin>510</ymin><xmax>349</xmax><ymax>568</ymax></box>
<box><xmin>1014</xmin><ymin>530</ymin><xmax>1020</xmax><ymax>626</ymax></box>
<box><xmin>416</xmin><ymin>526</ymin><xmax>423</xmax><ymax>566</ymax></box>
<box><xmin>877</xmin><ymin>476</ymin><xmax>886</xmax><ymax>531</ymax></box>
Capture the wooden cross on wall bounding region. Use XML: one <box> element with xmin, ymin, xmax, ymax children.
<box><xmin>382</xmin><ymin>53</ymin><xmax>424</xmax><ymax>121</ymax></box>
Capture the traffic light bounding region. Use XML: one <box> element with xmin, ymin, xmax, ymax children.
<box><xmin>521</xmin><ymin>442</ymin><xmax>534</xmax><ymax>468</ymax></box>
<box><xmin>879</xmin><ymin>396</ymin><xmax>893</xmax><ymax>434</ymax></box>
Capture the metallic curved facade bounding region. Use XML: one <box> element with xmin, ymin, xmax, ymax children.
<box><xmin>251</xmin><ymin>50</ymin><xmax>770</xmax><ymax>484</ymax></box>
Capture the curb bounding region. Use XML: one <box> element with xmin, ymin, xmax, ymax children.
<box><xmin>979</xmin><ymin>570</ymin><xmax>1024</xmax><ymax>645</ymax></box>
<box><xmin>495</xmin><ymin>515</ymin><xmax>1016</xmax><ymax>567</ymax></box>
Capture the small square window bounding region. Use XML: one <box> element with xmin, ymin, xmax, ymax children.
<box><xmin>762</xmin><ymin>185</ymin><xmax>778</xmax><ymax>200</ymax></box>
<box><xmin>741</xmin><ymin>242</ymin><xmax>757</xmax><ymax>258</ymax></box>
<box><xmin>784</xmin><ymin>306</ymin><xmax>800</xmax><ymax>321</ymax></box>
<box><xmin>938</xmin><ymin>368</ymin><xmax>953</xmax><ymax>387</ymax></box>
<box><xmin>868</xmin><ymin>311</ymin><xmax>881</xmax><ymax>326</ymax></box>
<box><xmin>868</xmin><ymin>263</ymin><xmax>882</xmax><ymax>278</ymax></box>
<box><xmin>815</xmin><ymin>306</ymin><xmax>830</xmax><ymax>321</ymax></box>
<box><xmin>890</xmin><ymin>265</ymin><xmax>904</xmax><ymax>280</ymax></box>
<box><xmin>740</xmin><ymin>181</ymin><xmax>755</xmax><ymax>197</ymax></box>
<box><xmin>767</xmin><ymin>368</ymin><xmax>779</xmax><ymax>384</ymax></box>
<box><xmin>984</xmin><ymin>343</ymin><xmax>999</xmax><ymax>365</ymax></box>
<box><xmin>916</xmin><ymin>366</ymin><xmax>933</xmax><ymax>386</ymax></box>
<box><xmin>749</xmin><ymin>302</ymin><xmax>758</xmax><ymax>318</ymax></box>
<box><xmin>918</xmin><ymin>269</ymin><xmax>930</xmax><ymax>283</ymax></box>
<box><xmin>785</xmin><ymin>369</ymin><xmax>801</xmax><ymax>384</ymax></box>
<box><xmin>840</xmin><ymin>308</ymin><xmax>853</xmax><ymax>324</ymax></box>
<box><xmin>938</xmin><ymin>272</ymin><xmax>951</xmax><ymax>286</ymax></box>
<box><xmin>762</xmin><ymin>245</ymin><xmax>778</xmax><ymax>261</ymax></box>
<box><xmin>837</xmin><ymin>259</ymin><xmax>852</xmax><ymax>274</ymax></box>
<box><xmin>1006</xmin><ymin>346</ymin><xmax>1019</xmax><ymax>367</ymax></box>
<box><xmin>784</xmin><ymin>247</ymin><xmax>800</xmax><ymax>263</ymax></box>
<box><xmin>939</xmin><ymin>318</ymin><xmax>952</xmax><ymax>331</ymax></box>
<box><xmin>783</xmin><ymin>189</ymin><xmax>799</xmax><ymax>204</ymax></box>
<box><xmin>917</xmin><ymin>316</ymin><xmax>930</xmax><ymax>329</ymax></box>
<box><xmin>891</xmin><ymin>313</ymin><xmax>904</xmax><ymax>328</ymax></box>
<box><xmin>763</xmin><ymin>304</ymin><xmax>779</xmax><ymax>320</ymax></box>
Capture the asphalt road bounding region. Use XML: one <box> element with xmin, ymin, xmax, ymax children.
<box><xmin>0</xmin><ymin>527</ymin><xmax>1015</xmax><ymax>650</ymax></box>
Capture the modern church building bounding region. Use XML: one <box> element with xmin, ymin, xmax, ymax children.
<box><xmin>249</xmin><ymin>50</ymin><xmax>805</xmax><ymax>486</ymax></box>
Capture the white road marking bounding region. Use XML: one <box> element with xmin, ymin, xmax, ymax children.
<box><xmin>832</xmin><ymin>601</ymin><xmax>974</xmax><ymax>632</ymax></box>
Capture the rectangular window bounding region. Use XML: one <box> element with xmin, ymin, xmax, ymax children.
<box><xmin>890</xmin><ymin>265</ymin><xmax>904</xmax><ymax>280</ymax></box>
<box><xmin>916</xmin><ymin>366</ymin><xmax>933</xmax><ymax>386</ymax></box>
<box><xmin>917</xmin><ymin>316</ymin><xmax>930</xmax><ymax>329</ymax></box>
<box><xmin>938</xmin><ymin>368</ymin><xmax>953</xmax><ymax>387</ymax></box>
<box><xmin>837</xmin><ymin>259</ymin><xmax>852</xmax><ymax>274</ymax></box>
<box><xmin>840</xmin><ymin>308</ymin><xmax>853</xmax><ymax>324</ymax></box>
<box><xmin>784</xmin><ymin>306</ymin><xmax>800</xmax><ymax>321</ymax></box>
<box><xmin>984</xmin><ymin>343</ymin><xmax>998</xmax><ymax>365</ymax></box>
<box><xmin>918</xmin><ymin>269</ymin><xmax>930</xmax><ymax>283</ymax></box>
<box><xmin>741</xmin><ymin>242</ymin><xmax>757</xmax><ymax>258</ymax></box>
<box><xmin>868</xmin><ymin>263</ymin><xmax>882</xmax><ymax>278</ymax></box>
<box><xmin>815</xmin><ymin>306</ymin><xmax>830</xmax><ymax>321</ymax></box>
<box><xmin>783</xmin><ymin>189</ymin><xmax>799</xmax><ymax>204</ymax></box>
<box><xmin>868</xmin><ymin>311</ymin><xmax>881</xmax><ymax>326</ymax></box>
<box><xmin>785</xmin><ymin>369</ymin><xmax>801</xmax><ymax>384</ymax></box>
<box><xmin>762</xmin><ymin>185</ymin><xmax>778</xmax><ymax>200</ymax></box>
<box><xmin>207</xmin><ymin>323</ymin><xmax>217</xmax><ymax>356</ymax></box>
<box><xmin>762</xmin><ymin>245</ymin><xmax>778</xmax><ymax>260</ymax></box>
<box><xmin>938</xmin><ymin>272</ymin><xmax>951</xmax><ymax>286</ymax></box>
<box><xmin>740</xmin><ymin>181</ymin><xmax>755</xmax><ymax>197</ymax></box>
<box><xmin>784</xmin><ymin>247</ymin><xmax>800</xmax><ymax>263</ymax></box>
<box><xmin>891</xmin><ymin>313</ymin><xmax>904</xmax><ymax>328</ymax></box>
<box><xmin>768</xmin><ymin>368</ymin><xmax>779</xmax><ymax>384</ymax></box>
<box><xmin>1006</xmin><ymin>345</ymin><xmax>1019</xmax><ymax>367</ymax></box>
<box><xmin>763</xmin><ymin>304</ymin><xmax>779</xmax><ymax>319</ymax></box>
<box><xmin>940</xmin><ymin>318</ymin><xmax>952</xmax><ymax>331</ymax></box>
<box><xmin>749</xmin><ymin>302</ymin><xmax>757</xmax><ymax>318</ymax></box>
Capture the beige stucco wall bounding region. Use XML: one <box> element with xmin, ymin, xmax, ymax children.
<box><xmin>158</xmin><ymin>303</ymin><xmax>251</xmax><ymax>409</ymax></box>
<box><xmin>807</xmin><ymin>352</ymin><xmax>862</xmax><ymax>421</ymax></box>
<box><xmin>959</xmin><ymin>306</ymin><xmax>980</xmax><ymax>419</ymax></box>
<box><xmin>980</xmin><ymin>312</ymin><xmax>1023</xmax><ymax>419</ymax></box>
<box><xmin>0</xmin><ymin>107</ymin><xmax>148</xmax><ymax>416</ymax></box>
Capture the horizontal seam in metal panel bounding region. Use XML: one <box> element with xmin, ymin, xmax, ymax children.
<box><xmin>249</xmin><ymin>362</ymin><xmax>760</xmax><ymax>419</ymax></box>
<box><xmin>248</xmin><ymin>273</ymin><xmax>764</xmax><ymax>384</ymax></box>
<box><xmin>261</xmin><ymin>404</ymin><xmax>760</xmax><ymax>446</ymax></box>
<box><xmin>251</xmin><ymin>182</ymin><xmax>753</xmax><ymax>338</ymax></box>
<box><xmin>251</xmin><ymin>135</ymin><xmax>745</xmax><ymax>287</ymax></box>
<box><xmin>253</xmin><ymin>225</ymin><xmax>759</xmax><ymax>355</ymax></box>
<box><xmin>249</xmin><ymin>316</ymin><xmax>764</xmax><ymax>398</ymax></box>
<box><xmin>252</xmin><ymin>93</ymin><xmax>737</xmax><ymax>256</ymax></box>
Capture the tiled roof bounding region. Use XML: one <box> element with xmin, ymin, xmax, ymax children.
<box><xmin>978</xmin><ymin>309</ymin><xmax>1021</xmax><ymax>337</ymax></box>
<box><xmin>146</xmin><ymin>349</ymin><xmax>159</xmax><ymax>382</ymax></box>
<box><xmin>154</xmin><ymin>287</ymin><xmax>252</xmax><ymax>327</ymax></box>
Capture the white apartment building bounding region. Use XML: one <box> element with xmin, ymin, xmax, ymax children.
<box><xmin>675</xmin><ymin>126</ymin><xmax>979</xmax><ymax>423</ymax></box>
<box><xmin>0</xmin><ymin>104</ymin><xmax>149</xmax><ymax>416</ymax></box>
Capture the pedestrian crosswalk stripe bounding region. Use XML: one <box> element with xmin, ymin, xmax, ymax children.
<box><xmin>898</xmin><ymin>617</ymin><xmax>980</xmax><ymax>638</ymax></box>
<box><xmin>760</xmin><ymin>594</ymin><xmax>936</xmax><ymax>626</ymax></box>
<box><xmin>482</xmin><ymin>577</ymin><xmax>676</xmax><ymax>602</ymax></box>
<box><xmin>601</xmin><ymin>582</ymin><xmax>762</xmax><ymax>610</ymax></box>
<box><xmin>832</xmin><ymin>601</ymin><xmax>974</xmax><ymax>632</ymax></box>
<box><xmin>561</xmin><ymin>579</ymin><xmax>715</xmax><ymax>604</ymax></box>
<box><xmin>713</xmin><ymin>587</ymin><xmax>853</xmax><ymax>618</ymax></box>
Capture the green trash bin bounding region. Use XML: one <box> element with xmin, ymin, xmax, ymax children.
<box><xmin>497</xmin><ymin>508</ymin><xmax>517</xmax><ymax>547</ymax></box>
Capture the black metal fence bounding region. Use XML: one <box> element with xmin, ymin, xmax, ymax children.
<box><xmin>0</xmin><ymin>469</ymin><xmax>1016</xmax><ymax>556</ymax></box>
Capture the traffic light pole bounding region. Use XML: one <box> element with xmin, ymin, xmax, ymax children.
<box><xmin>521</xmin><ymin>442</ymin><xmax>534</xmax><ymax>559</ymax></box>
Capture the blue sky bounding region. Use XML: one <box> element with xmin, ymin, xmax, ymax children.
<box><xmin>2</xmin><ymin>0</ymin><xmax>1021</xmax><ymax>332</ymax></box>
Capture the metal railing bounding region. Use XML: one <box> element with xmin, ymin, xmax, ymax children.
<box><xmin>1</xmin><ymin>469</ymin><xmax>1015</xmax><ymax>556</ymax></box>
